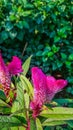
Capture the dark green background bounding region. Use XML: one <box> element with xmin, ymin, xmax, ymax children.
<box><xmin>0</xmin><ymin>0</ymin><xmax>73</xmax><ymax>97</ymax></box>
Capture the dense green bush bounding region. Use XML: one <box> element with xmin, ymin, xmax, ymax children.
<box><xmin>0</xmin><ymin>0</ymin><xmax>73</xmax><ymax>97</ymax></box>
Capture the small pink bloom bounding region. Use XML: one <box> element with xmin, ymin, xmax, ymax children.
<box><xmin>8</xmin><ymin>56</ymin><xmax>23</xmax><ymax>76</ymax></box>
<box><xmin>0</xmin><ymin>53</ymin><xmax>22</xmax><ymax>103</ymax></box>
<box><xmin>30</xmin><ymin>67</ymin><xmax>68</xmax><ymax>117</ymax></box>
<box><xmin>46</xmin><ymin>76</ymin><xmax>68</xmax><ymax>101</ymax></box>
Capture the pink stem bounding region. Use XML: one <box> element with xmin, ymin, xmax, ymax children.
<box><xmin>26</xmin><ymin>119</ymin><xmax>30</xmax><ymax>130</ymax></box>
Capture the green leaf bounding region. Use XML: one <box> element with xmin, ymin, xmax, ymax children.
<box><xmin>36</xmin><ymin>51</ymin><xmax>42</xmax><ymax>57</ymax></box>
<box><xmin>54</xmin><ymin>36</ymin><xmax>60</xmax><ymax>43</ymax></box>
<box><xmin>0</xmin><ymin>99</ymin><xmax>10</xmax><ymax>107</ymax></box>
<box><xmin>9</xmin><ymin>30</ymin><xmax>17</xmax><ymax>39</ymax></box>
<box><xmin>47</xmin><ymin>52</ymin><xmax>54</xmax><ymax>57</ymax></box>
<box><xmin>0</xmin><ymin>90</ymin><xmax>6</xmax><ymax>101</ymax></box>
<box><xmin>0</xmin><ymin>103</ymin><xmax>11</xmax><ymax>115</ymax></box>
<box><xmin>56</xmin><ymin>60</ymin><xmax>63</xmax><ymax>68</ymax></box>
<box><xmin>0</xmin><ymin>116</ymin><xmax>23</xmax><ymax>129</ymax></box>
<box><xmin>11</xmin><ymin>127</ymin><xmax>18</xmax><ymax>130</ymax></box>
<box><xmin>9</xmin><ymin>14</ymin><xmax>16</xmax><ymax>21</ymax></box>
<box><xmin>24</xmin><ymin>93</ymin><xmax>29</xmax><ymax>109</ymax></box>
<box><xmin>17</xmin><ymin>31</ymin><xmax>25</xmax><ymax>41</ymax></box>
<box><xmin>52</xmin><ymin>45</ymin><xmax>60</xmax><ymax>53</ymax></box>
<box><xmin>23</xmin><ymin>21</ymin><xmax>29</xmax><ymax>29</ymax></box>
<box><xmin>1</xmin><ymin>128</ymin><xmax>9</xmax><ymax>130</ymax></box>
<box><xmin>42</xmin><ymin>120</ymin><xmax>65</xmax><ymax>127</ymax></box>
<box><xmin>16</xmin><ymin>21</ymin><xmax>24</xmax><ymax>29</ymax></box>
<box><xmin>19</xmin><ymin>75</ymin><xmax>33</xmax><ymax>98</ymax></box>
<box><xmin>12</xmin><ymin>74</ymin><xmax>33</xmax><ymax>113</ymax></box>
<box><xmin>11</xmin><ymin>78</ymin><xmax>25</xmax><ymax>113</ymax></box>
<box><xmin>61</xmin><ymin>53</ymin><xmax>67</xmax><ymax>60</ymax></box>
<box><xmin>10</xmin><ymin>114</ymin><xmax>27</xmax><ymax>129</ymax></box>
<box><xmin>30</xmin><ymin>119</ymin><xmax>37</xmax><ymax>130</ymax></box>
<box><xmin>14</xmin><ymin>115</ymin><xmax>27</xmax><ymax>125</ymax></box>
<box><xmin>65</xmin><ymin>61</ymin><xmax>71</xmax><ymax>68</ymax></box>
<box><xmin>22</xmin><ymin>55</ymin><xmax>32</xmax><ymax>76</ymax></box>
<box><xmin>36</xmin><ymin>118</ymin><xmax>43</xmax><ymax>130</ymax></box>
<box><xmin>1</xmin><ymin>31</ymin><xmax>8</xmax><ymax>40</ymax></box>
<box><xmin>5</xmin><ymin>22</ymin><xmax>13</xmax><ymax>31</ymax></box>
<box><xmin>54</xmin><ymin>99</ymin><xmax>73</xmax><ymax>106</ymax></box>
<box><xmin>66</xmin><ymin>120</ymin><xmax>73</xmax><ymax>128</ymax></box>
<box><xmin>18</xmin><ymin>126</ymin><xmax>26</xmax><ymax>130</ymax></box>
<box><xmin>18</xmin><ymin>0</ymin><xmax>27</xmax><ymax>6</ymax></box>
<box><xmin>40</xmin><ymin>107</ymin><xmax>73</xmax><ymax>121</ymax></box>
<box><xmin>68</xmin><ymin>54</ymin><xmax>73</xmax><ymax>61</ymax></box>
<box><xmin>44</xmin><ymin>126</ymin><xmax>51</xmax><ymax>130</ymax></box>
<box><xmin>0</xmin><ymin>107</ymin><xmax>11</xmax><ymax>115</ymax></box>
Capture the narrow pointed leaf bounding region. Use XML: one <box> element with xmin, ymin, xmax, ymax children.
<box><xmin>11</xmin><ymin>78</ymin><xmax>25</xmax><ymax>113</ymax></box>
<box><xmin>24</xmin><ymin>93</ymin><xmax>29</xmax><ymax>109</ymax></box>
<box><xmin>36</xmin><ymin>118</ymin><xmax>43</xmax><ymax>130</ymax></box>
<box><xmin>40</xmin><ymin>107</ymin><xmax>73</xmax><ymax>120</ymax></box>
<box><xmin>20</xmin><ymin>75</ymin><xmax>33</xmax><ymax>98</ymax></box>
<box><xmin>22</xmin><ymin>55</ymin><xmax>32</xmax><ymax>75</ymax></box>
<box><xmin>42</xmin><ymin>120</ymin><xmax>65</xmax><ymax>127</ymax></box>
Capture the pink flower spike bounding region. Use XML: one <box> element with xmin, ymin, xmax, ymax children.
<box><xmin>31</xmin><ymin>67</ymin><xmax>68</xmax><ymax>117</ymax></box>
<box><xmin>31</xmin><ymin>67</ymin><xmax>47</xmax><ymax>107</ymax></box>
<box><xmin>8</xmin><ymin>56</ymin><xmax>23</xmax><ymax>76</ymax></box>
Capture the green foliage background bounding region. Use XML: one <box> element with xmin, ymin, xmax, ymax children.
<box><xmin>0</xmin><ymin>1</ymin><xmax>73</xmax><ymax>130</ymax></box>
<box><xmin>0</xmin><ymin>0</ymin><xmax>73</xmax><ymax>97</ymax></box>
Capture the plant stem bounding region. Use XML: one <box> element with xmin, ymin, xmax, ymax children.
<box><xmin>26</xmin><ymin>118</ymin><xmax>30</xmax><ymax>130</ymax></box>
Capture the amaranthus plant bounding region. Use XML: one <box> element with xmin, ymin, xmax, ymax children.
<box><xmin>0</xmin><ymin>53</ymin><xmax>73</xmax><ymax>130</ymax></box>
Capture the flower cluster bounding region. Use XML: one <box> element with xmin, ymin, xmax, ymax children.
<box><xmin>30</xmin><ymin>67</ymin><xmax>68</xmax><ymax>118</ymax></box>
<box><xmin>0</xmin><ymin>53</ymin><xmax>23</xmax><ymax>104</ymax></box>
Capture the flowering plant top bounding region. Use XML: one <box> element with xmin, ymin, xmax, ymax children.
<box><xmin>0</xmin><ymin>53</ymin><xmax>72</xmax><ymax>130</ymax></box>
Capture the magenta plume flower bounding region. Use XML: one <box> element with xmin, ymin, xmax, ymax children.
<box><xmin>0</xmin><ymin>53</ymin><xmax>22</xmax><ymax>102</ymax></box>
<box><xmin>8</xmin><ymin>56</ymin><xmax>23</xmax><ymax>76</ymax></box>
<box><xmin>30</xmin><ymin>67</ymin><xmax>68</xmax><ymax>118</ymax></box>
<box><xmin>46</xmin><ymin>76</ymin><xmax>68</xmax><ymax>101</ymax></box>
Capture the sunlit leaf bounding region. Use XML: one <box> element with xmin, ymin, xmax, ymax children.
<box><xmin>42</xmin><ymin>120</ymin><xmax>65</xmax><ymax>127</ymax></box>
<box><xmin>24</xmin><ymin>93</ymin><xmax>29</xmax><ymax>109</ymax></box>
<box><xmin>19</xmin><ymin>75</ymin><xmax>33</xmax><ymax>98</ymax></box>
<box><xmin>40</xmin><ymin>107</ymin><xmax>73</xmax><ymax>121</ymax></box>
<box><xmin>11</xmin><ymin>78</ymin><xmax>25</xmax><ymax>113</ymax></box>
<box><xmin>22</xmin><ymin>55</ymin><xmax>32</xmax><ymax>76</ymax></box>
<box><xmin>36</xmin><ymin>118</ymin><xmax>43</xmax><ymax>130</ymax></box>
